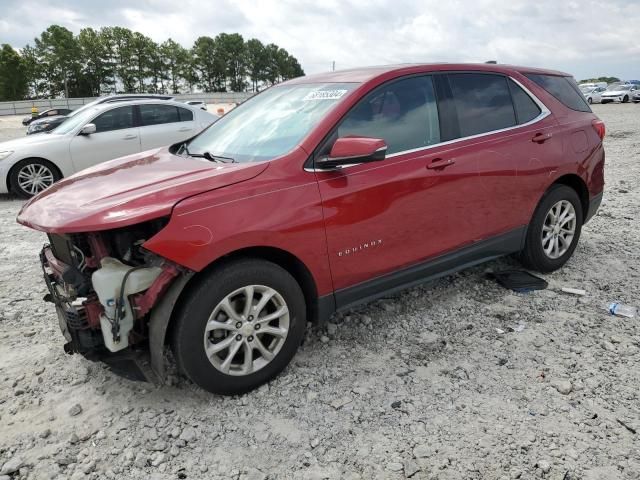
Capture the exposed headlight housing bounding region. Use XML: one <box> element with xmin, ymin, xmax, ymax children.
<box><xmin>0</xmin><ymin>151</ymin><xmax>13</xmax><ymax>160</ymax></box>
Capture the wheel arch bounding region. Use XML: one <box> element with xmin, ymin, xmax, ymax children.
<box><xmin>149</xmin><ymin>245</ymin><xmax>325</xmax><ymax>380</ymax></box>
<box><xmin>551</xmin><ymin>174</ymin><xmax>589</xmax><ymax>218</ymax></box>
<box><xmin>7</xmin><ymin>157</ymin><xmax>63</xmax><ymax>193</ymax></box>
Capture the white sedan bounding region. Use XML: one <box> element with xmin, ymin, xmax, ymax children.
<box><xmin>0</xmin><ymin>100</ymin><xmax>218</xmax><ymax>197</ymax></box>
<box><xmin>600</xmin><ymin>84</ymin><xmax>638</xmax><ymax>104</ymax></box>
<box><xmin>580</xmin><ymin>86</ymin><xmax>605</xmax><ymax>104</ymax></box>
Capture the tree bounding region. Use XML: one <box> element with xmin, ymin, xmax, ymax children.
<box><xmin>245</xmin><ymin>38</ymin><xmax>266</xmax><ymax>92</ymax></box>
<box><xmin>215</xmin><ymin>33</ymin><xmax>246</xmax><ymax>92</ymax></box>
<box><xmin>21</xmin><ymin>44</ymin><xmax>44</xmax><ymax>98</ymax></box>
<box><xmin>103</xmin><ymin>26</ymin><xmax>137</xmax><ymax>93</ymax></box>
<box><xmin>34</xmin><ymin>25</ymin><xmax>78</xmax><ymax>97</ymax></box>
<box><xmin>0</xmin><ymin>45</ymin><xmax>29</xmax><ymax>100</ymax></box>
<box><xmin>579</xmin><ymin>76</ymin><xmax>620</xmax><ymax>84</ymax></box>
<box><xmin>77</xmin><ymin>27</ymin><xmax>113</xmax><ymax>96</ymax></box>
<box><xmin>192</xmin><ymin>36</ymin><xmax>225</xmax><ymax>92</ymax></box>
<box><xmin>161</xmin><ymin>39</ymin><xmax>189</xmax><ymax>94</ymax></box>
<box><xmin>5</xmin><ymin>24</ymin><xmax>306</xmax><ymax>99</ymax></box>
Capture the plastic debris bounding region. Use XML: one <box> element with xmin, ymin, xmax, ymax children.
<box><xmin>561</xmin><ymin>287</ymin><xmax>586</xmax><ymax>296</ymax></box>
<box><xmin>608</xmin><ymin>303</ymin><xmax>636</xmax><ymax>318</ymax></box>
<box><xmin>513</xmin><ymin>324</ymin><xmax>526</xmax><ymax>332</ymax></box>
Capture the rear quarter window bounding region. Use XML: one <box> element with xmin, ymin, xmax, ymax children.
<box><xmin>507</xmin><ymin>79</ymin><xmax>542</xmax><ymax>124</ymax></box>
<box><xmin>524</xmin><ymin>73</ymin><xmax>591</xmax><ymax>112</ymax></box>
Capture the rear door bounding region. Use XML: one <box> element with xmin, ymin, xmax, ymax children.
<box><xmin>440</xmin><ymin>72</ymin><xmax>561</xmax><ymax>240</ymax></box>
<box><xmin>69</xmin><ymin>105</ymin><xmax>141</xmax><ymax>172</ymax></box>
<box><xmin>137</xmin><ymin>104</ymin><xmax>197</xmax><ymax>151</ymax></box>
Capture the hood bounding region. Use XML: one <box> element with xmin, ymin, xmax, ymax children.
<box><xmin>17</xmin><ymin>147</ymin><xmax>269</xmax><ymax>233</ymax></box>
<box><xmin>0</xmin><ymin>132</ymin><xmax>65</xmax><ymax>149</ymax></box>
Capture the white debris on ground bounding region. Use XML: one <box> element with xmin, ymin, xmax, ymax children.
<box><xmin>0</xmin><ymin>104</ymin><xmax>639</xmax><ymax>480</ymax></box>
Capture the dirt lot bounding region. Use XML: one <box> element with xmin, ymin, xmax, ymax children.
<box><xmin>0</xmin><ymin>104</ymin><xmax>639</xmax><ymax>480</ymax></box>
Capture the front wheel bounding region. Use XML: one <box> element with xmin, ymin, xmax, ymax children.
<box><xmin>171</xmin><ymin>258</ymin><xmax>306</xmax><ymax>395</ymax></box>
<box><xmin>9</xmin><ymin>158</ymin><xmax>61</xmax><ymax>198</ymax></box>
<box><xmin>622</xmin><ymin>95</ymin><xmax>629</xmax><ymax>103</ymax></box>
<box><xmin>520</xmin><ymin>185</ymin><xmax>583</xmax><ymax>273</ymax></box>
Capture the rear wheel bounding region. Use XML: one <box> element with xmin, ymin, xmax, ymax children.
<box><xmin>587</xmin><ymin>97</ymin><xmax>593</xmax><ymax>104</ymax></box>
<box><xmin>171</xmin><ymin>258</ymin><xmax>306</xmax><ymax>395</ymax></box>
<box><xmin>520</xmin><ymin>185</ymin><xmax>583</xmax><ymax>273</ymax></box>
<box><xmin>9</xmin><ymin>158</ymin><xmax>61</xmax><ymax>198</ymax></box>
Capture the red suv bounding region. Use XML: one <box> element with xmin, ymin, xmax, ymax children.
<box><xmin>17</xmin><ymin>64</ymin><xmax>605</xmax><ymax>395</ymax></box>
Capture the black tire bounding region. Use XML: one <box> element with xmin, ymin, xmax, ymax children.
<box><xmin>622</xmin><ymin>95</ymin><xmax>629</xmax><ymax>103</ymax></box>
<box><xmin>9</xmin><ymin>158</ymin><xmax>61</xmax><ymax>198</ymax></box>
<box><xmin>171</xmin><ymin>258</ymin><xmax>306</xmax><ymax>395</ymax></box>
<box><xmin>520</xmin><ymin>184</ymin><xmax>583</xmax><ymax>273</ymax></box>
<box><xmin>587</xmin><ymin>97</ymin><xmax>593</xmax><ymax>104</ymax></box>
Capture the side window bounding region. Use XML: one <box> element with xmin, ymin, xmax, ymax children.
<box><xmin>177</xmin><ymin>107</ymin><xmax>194</xmax><ymax>122</ymax></box>
<box><xmin>524</xmin><ymin>74</ymin><xmax>591</xmax><ymax>112</ymax></box>
<box><xmin>337</xmin><ymin>76</ymin><xmax>440</xmax><ymax>155</ymax></box>
<box><xmin>448</xmin><ymin>73</ymin><xmax>516</xmax><ymax>137</ymax></box>
<box><xmin>508</xmin><ymin>79</ymin><xmax>542</xmax><ymax>124</ymax></box>
<box><xmin>47</xmin><ymin>110</ymin><xmax>59</xmax><ymax>116</ymax></box>
<box><xmin>139</xmin><ymin>104</ymin><xmax>180</xmax><ymax>126</ymax></box>
<box><xmin>92</xmin><ymin>106</ymin><xmax>135</xmax><ymax>133</ymax></box>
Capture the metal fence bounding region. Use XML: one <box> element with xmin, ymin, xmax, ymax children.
<box><xmin>0</xmin><ymin>92</ymin><xmax>254</xmax><ymax>116</ymax></box>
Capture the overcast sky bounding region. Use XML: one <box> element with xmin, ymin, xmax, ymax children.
<box><xmin>1</xmin><ymin>0</ymin><xmax>639</xmax><ymax>81</ymax></box>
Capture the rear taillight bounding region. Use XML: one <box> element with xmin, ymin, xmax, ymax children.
<box><xmin>592</xmin><ymin>119</ymin><xmax>606</xmax><ymax>140</ymax></box>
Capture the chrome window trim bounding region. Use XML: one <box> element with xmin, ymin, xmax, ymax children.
<box><xmin>305</xmin><ymin>74</ymin><xmax>551</xmax><ymax>173</ymax></box>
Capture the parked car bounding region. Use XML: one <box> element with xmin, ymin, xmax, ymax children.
<box><xmin>26</xmin><ymin>94</ymin><xmax>175</xmax><ymax>135</ymax></box>
<box><xmin>632</xmin><ymin>91</ymin><xmax>640</xmax><ymax>103</ymax></box>
<box><xmin>184</xmin><ymin>100</ymin><xmax>207</xmax><ymax>110</ymax></box>
<box><xmin>600</xmin><ymin>84</ymin><xmax>638</xmax><ymax>103</ymax></box>
<box><xmin>580</xmin><ymin>86</ymin><xmax>605</xmax><ymax>104</ymax></box>
<box><xmin>579</xmin><ymin>82</ymin><xmax>607</xmax><ymax>90</ymax></box>
<box><xmin>17</xmin><ymin>63</ymin><xmax>605</xmax><ymax>395</ymax></box>
<box><xmin>22</xmin><ymin>108</ymin><xmax>72</xmax><ymax>126</ymax></box>
<box><xmin>1</xmin><ymin>100</ymin><xmax>218</xmax><ymax>197</ymax></box>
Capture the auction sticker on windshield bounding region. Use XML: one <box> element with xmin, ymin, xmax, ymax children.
<box><xmin>303</xmin><ymin>89</ymin><xmax>348</xmax><ymax>101</ymax></box>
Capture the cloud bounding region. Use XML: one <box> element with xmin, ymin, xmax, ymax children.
<box><xmin>0</xmin><ymin>0</ymin><xmax>638</xmax><ymax>80</ymax></box>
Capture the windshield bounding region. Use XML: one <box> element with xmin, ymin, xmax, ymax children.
<box><xmin>51</xmin><ymin>107</ymin><xmax>101</xmax><ymax>135</ymax></box>
<box><xmin>187</xmin><ymin>82</ymin><xmax>358</xmax><ymax>162</ymax></box>
<box><xmin>580</xmin><ymin>87</ymin><xmax>595</xmax><ymax>93</ymax></box>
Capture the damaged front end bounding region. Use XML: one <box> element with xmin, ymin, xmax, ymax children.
<box><xmin>40</xmin><ymin>219</ymin><xmax>187</xmax><ymax>382</ymax></box>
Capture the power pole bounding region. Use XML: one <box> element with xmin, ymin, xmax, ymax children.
<box><xmin>332</xmin><ymin>61</ymin><xmax>335</xmax><ymax>72</ymax></box>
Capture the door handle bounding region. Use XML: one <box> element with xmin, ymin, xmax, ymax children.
<box><xmin>178</xmin><ymin>127</ymin><xmax>191</xmax><ymax>132</ymax></box>
<box><xmin>123</xmin><ymin>134</ymin><xmax>137</xmax><ymax>140</ymax></box>
<box><xmin>426</xmin><ymin>158</ymin><xmax>455</xmax><ymax>170</ymax></box>
<box><xmin>532</xmin><ymin>132</ymin><xmax>552</xmax><ymax>143</ymax></box>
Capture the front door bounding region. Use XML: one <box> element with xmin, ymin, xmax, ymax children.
<box><xmin>315</xmin><ymin>75</ymin><xmax>471</xmax><ymax>296</ymax></box>
<box><xmin>69</xmin><ymin>105</ymin><xmax>141</xmax><ymax>172</ymax></box>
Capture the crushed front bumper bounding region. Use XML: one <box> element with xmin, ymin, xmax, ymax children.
<box><xmin>40</xmin><ymin>245</ymin><xmax>158</xmax><ymax>382</ymax></box>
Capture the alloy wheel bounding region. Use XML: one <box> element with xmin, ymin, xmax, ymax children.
<box><xmin>17</xmin><ymin>163</ymin><xmax>55</xmax><ymax>195</ymax></box>
<box><xmin>203</xmin><ymin>285</ymin><xmax>290</xmax><ymax>376</ymax></box>
<box><xmin>541</xmin><ymin>200</ymin><xmax>576</xmax><ymax>259</ymax></box>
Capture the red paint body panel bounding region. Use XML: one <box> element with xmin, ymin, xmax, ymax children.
<box><xmin>18</xmin><ymin>63</ymin><xmax>605</xmax><ymax>307</ymax></box>
<box><xmin>16</xmin><ymin>148</ymin><xmax>268</xmax><ymax>233</ymax></box>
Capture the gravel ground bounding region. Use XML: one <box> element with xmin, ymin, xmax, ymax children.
<box><xmin>0</xmin><ymin>104</ymin><xmax>639</xmax><ymax>480</ymax></box>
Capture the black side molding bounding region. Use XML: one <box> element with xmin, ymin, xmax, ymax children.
<box><xmin>316</xmin><ymin>227</ymin><xmax>527</xmax><ymax>320</ymax></box>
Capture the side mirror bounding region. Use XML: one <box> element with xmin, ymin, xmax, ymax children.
<box><xmin>315</xmin><ymin>137</ymin><xmax>387</xmax><ymax>170</ymax></box>
<box><xmin>79</xmin><ymin>123</ymin><xmax>96</xmax><ymax>135</ymax></box>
